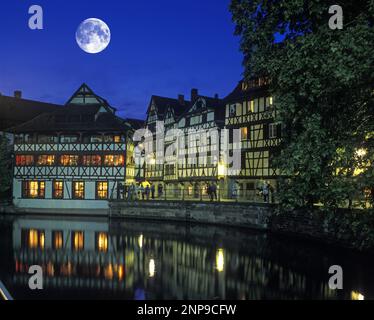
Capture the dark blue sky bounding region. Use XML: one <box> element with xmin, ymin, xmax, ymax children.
<box><xmin>0</xmin><ymin>0</ymin><xmax>243</xmax><ymax>119</ymax></box>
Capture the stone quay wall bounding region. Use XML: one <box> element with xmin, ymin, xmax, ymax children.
<box><xmin>109</xmin><ymin>200</ymin><xmax>273</xmax><ymax>230</ymax></box>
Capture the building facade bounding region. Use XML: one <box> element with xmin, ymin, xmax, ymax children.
<box><xmin>137</xmin><ymin>80</ymin><xmax>280</xmax><ymax>201</ymax></box>
<box><xmin>142</xmin><ymin>89</ymin><xmax>225</xmax><ymax>199</ymax></box>
<box><xmin>224</xmin><ymin>79</ymin><xmax>281</xmax><ymax>200</ymax></box>
<box><xmin>8</xmin><ymin>84</ymin><xmax>137</xmax><ymax>210</ymax></box>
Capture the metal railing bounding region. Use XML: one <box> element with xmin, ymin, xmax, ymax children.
<box><xmin>0</xmin><ymin>281</ymin><xmax>13</xmax><ymax>301</ymax></box>
<box><xmin>116</xmin><ymin>187</ymin><xmax>277</xmax><ymax>204</ymax></box>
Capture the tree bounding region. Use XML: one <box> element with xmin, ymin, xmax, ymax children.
<box><xmin>230</xmin><ymin>0</ymin><xmax>374</xmax><ymax>211</ymax></box>
<box><xmin>0</xmin><ymin>133</ymin><xmax>12</xmax><ymax>197</ymax></box>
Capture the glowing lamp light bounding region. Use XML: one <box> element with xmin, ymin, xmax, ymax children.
<box><xmin>118</xmin><ymin>265</ymin><xmax>124</xmax><ymax>281</ymax></box>
<box><xmin>351</xmin><ymin>291</ymin><xmax>365</xmax><ymax>300</ymax></box>
<box><xmin>98</xmin><ymin>232</ymin><xmax>108</xmax><ymax>252</ymax></box>
<box><xmin>218</xmin><ymin>162</ymin><xmax>226</xmax><ymax>177</ymax></box>
<box><xmin>138</xmin><ymin>234</ymin><xmax>144</xmax><ymax>249</ymax></box>
<box><xmin>149</xmin><ymin>259</ymin><xmax>156</xmax><ymax>278</ymax></box>
<box><xmin>216</xmin><ymin>249</ymin><xmax>224</xmax><ymax>273</ymax></box>
<box><xmin>355</xmin><ymin>148</ymin><xmax>367</xmax><ymax>158</ymax></box>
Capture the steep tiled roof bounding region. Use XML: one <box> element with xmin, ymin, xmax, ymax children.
<box><xmin>224</xmin><ymin>80</ymin><xmax>269</xmax><ymax>103</ymax></box>
<box><xmin>147</xmin><ymin>95</ymin><xmax>190</xmax><ymax>121</ymax></box>
<box><xmin>0</xmin><ymin>95</ymin><xmax>62</xmax><ymax>131</ymax></box>
<box><xmin>7</xmin><ymin>105</ymin><xmax>127</xmax><ymax>133</ymax></box>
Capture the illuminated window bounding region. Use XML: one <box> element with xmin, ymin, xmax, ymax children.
<box><xmin>241</xmin><ymin>127</ymin><xmax>248</xmax><ymax>140</ymax></box>
<box><xmin>72</xmin><ymin>231</ymin><xmax>84</xmax><ymax>251</ymax></box>
<box><xmin>104</xmin><ymin>155</ymin><xmax>124</xmax><ymax>166</ymax></box>
<box><xmin>83</xmin><ymin>155</ymin><xmax>102</xmax><ymax>166</ymax></box>
<box><xmin>22</xmin><ymin>181</ymin><xmax>45</xmax><ymax>198</ymax></box>
<box><xmin>16</xmin><ymin>155</ymin><xmax>34</xmax><ymax>166</ymax></box>
<box><xmin>96</xmin><ymin>232</ymin><xmax>108</xmax><ymax>252</ymax></box>
<box><xmin>53</xmin><ymin>181</ymin><xmax>64</xmax><ymax>199</ymax></box>
<box><xmin>37</xmin><ymin>155</ymin><xmax>55</xmax><ymax>166</ymax></box>
<box><xmin>104</xmin><ymin>135</ymin><xmax>122</xmax><ymax>143</ymax></box>
<box><xmin>249</xmin><ymin>100</ymin><xmax>255</xmax><ymax>113</ymax></box>
<box><xmin>96</xmin><ymin>182</ymin><xmax>108</xmax><ymax>199</ymax></box>
<box><xmin>53</xmin><ymin>231</ymin><xmax>63</xmax><ymax>250</ymax></box>
<box><xmin>26</xmin><ymin>229</ymin><xmax>45</xmax><ymax>249</ymax></box>
<box><xmin>72</xmin><ymin>181</ymin><xmax>85</xmax><ymax>199</ymax></box>
<box><xmin>60</xmin><ymin>155</ymin><xmax>79</xmax><ymax>166</ymax></box>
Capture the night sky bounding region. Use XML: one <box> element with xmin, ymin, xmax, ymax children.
<box><xmin>0</xmin><ymin>0</ymin><xmax>243</xmax><ymax>119</ymax></box>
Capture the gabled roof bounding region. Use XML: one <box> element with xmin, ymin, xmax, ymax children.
<box><xmin>0</xmin><ymin>95</ymin><xmax>62</xmax><ymax>131</ymax></box>
<box><xmin>146</xmin><ymin>95</ymin><xmax>190</xmax><ymax>121</ymax></box>
<box><xmin>224</xmin><ymin>79</ymin><xmax>269</xmax><ymax>103</ymax></box>
<box><xmin>175</xmin><ymin>95</ymin><xmax>225</xmax><ymax>123</ymax></box>
<box><xmin>122</xmin><ymin>118</ymin><xmax>145</xmax><ymax>131</ymax></box>
<box><xmin>66</xmin><ymin>83</ymin><xmax>117</xmax><ymax>113</ymax></box>
<box><xmin>7</xmin><ymin>105</ymin><xmax>127</xmax><ymax>133</ymax></box>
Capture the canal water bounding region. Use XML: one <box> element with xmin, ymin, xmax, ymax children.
<box><xmin>0</xmin><ymin>214</ymin><xmax>372</xmax><ymax>300</ymax></box>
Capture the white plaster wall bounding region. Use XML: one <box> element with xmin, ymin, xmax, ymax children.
<box><xmin>12</xmin><ymin>179</ymin><xmax>109</xmax><ymax>210</ymax></box>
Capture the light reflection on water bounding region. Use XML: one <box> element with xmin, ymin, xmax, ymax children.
<box><xmin>0</xmin><ymin>215</ymin><xmax>372</xmax><ymax>300</ymax></box>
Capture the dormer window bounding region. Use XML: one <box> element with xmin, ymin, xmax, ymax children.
<box><xmin>60</xmin><ymin>135</ymin><xmax>79</xmax><ymax>143</ymax></box>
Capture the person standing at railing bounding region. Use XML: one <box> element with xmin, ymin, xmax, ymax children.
<box><xmin>150</xmin><ymin>184</ymin><xmax>155</xmax><ymax>199</ymax></box>
<box><xmin>207</xmin><ymin>183</ymin><xmax>212</xmax><ymax>201</ymax></box>
<box><xmin>211</xmin><ymin>183</ymin><xmax>218</xmax><ymax>201</ymax></box>
<box><xmin>231</xmin><ymin>182</ymin><xmax>238</xmax><ymax>200</ymax></box>
<box><xmin>158</xmin><ymin>184</ymin><xmax>163</xmax><ymax>198</ymax></box>
<box><xmin>145</xmin><ymin>185</ymin><xmax>150</xmax><ymax>200</ymax></box>
<box><xmin>261</xmin><ymin>182</ymin><xmax>270</xmax><ymax>203</ymax></box>
<box><xmin>127</xmin><ymin>183</ymin><xmax>136</xmax><ymax>201</ymax></box>
<box><xmin>139</xmin><ymin>184</ymin><xmax>145</xmax><ymax>200</ymax></box>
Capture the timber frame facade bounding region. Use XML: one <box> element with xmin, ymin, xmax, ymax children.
<box><xmin>8</xmin><ymin>84</ymin><xmax>138</xmax><ymax>210</ymax></box>
<box><xmin>139</xmin><ymin>80</ymin><xmax>281</xmax><ymax>200</ymax></box>
<box><xmin>224</xmin><ymin>79</ymin><xmax>281</xmax><ymax>199</ymax></box>
<box><xmin>142</xmin><ymin>89</ymin><xmax>226</xmax><ymax>198</ymax></box>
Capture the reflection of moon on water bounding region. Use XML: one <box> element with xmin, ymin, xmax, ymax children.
<box><xmin>76</xmin><ymin>18</ymin><xmax>111</xmax><ymax>54</ymax></box>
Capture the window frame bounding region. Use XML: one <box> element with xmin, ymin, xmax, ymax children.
<box><xmin>52</xmin><ymin>180</ymin><xmax>64</xmax><ymax>199</ymax></box>
<box><xmin>96</xmin><ymin>181</ymin><xmax>109</xmax><ymax>200</ymax></box>
<box><xmin>72</xmin><ymin>181</ymin><xmax>85</xmax><ymax>200</ymax></box>
<box><xmin>22</xmin><ymin>181</ymin><xmax>45</xmax><ymax>199</ymax></box>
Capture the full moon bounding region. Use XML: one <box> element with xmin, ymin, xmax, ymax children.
<box><xmin>76</xmin><ymin>18</ymin><xmax>111</xmax><ymax>54</ymax></box>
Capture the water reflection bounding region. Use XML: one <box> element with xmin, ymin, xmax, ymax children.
<box><xmin>0</xmin><ymin>215</ymin><xmax>372</xmax><ymax>300</ymax></box>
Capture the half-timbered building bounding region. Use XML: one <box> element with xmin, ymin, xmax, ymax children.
<box><xmin>8</xmin><ymin>84</ymin><xmax>135</xmax><ymax>211</ymax></box>
<box><xmin>175</xmin><ymin>90</ymin><xmax>225</xmax><ymax>198</ymax></box>
<box><xmin>143</xmin><ymin>95</ymin><xmax>188</xmax><ymax>193</ymax></box>
<box><xmin>141</xmin><ymin>89</ymin><xmax>225</xmax><ymax>198</ymax></box>
<box><xmin>224</xmin><ymin>78</ymin><xmax>281</xmax><ymax>200</ymax></box>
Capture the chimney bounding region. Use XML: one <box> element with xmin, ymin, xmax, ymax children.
<box><xmin>14</xmin><ymin>90</ymin><xmax>22</xmax><ymax>99</ymax></box>
<box><xmin>214</xmin><ymin>93</ymin><xmax>219</xmax><ymax>99</ymax></box>
<box><xmin>191</xmin><ymin>88</ymin><xmax>198</xmax><ymax>103</ymax></box>
<box><xmin>178</xmin><ymin>94</ymin><xmax>185</xmax><ymax>105</ymax></box>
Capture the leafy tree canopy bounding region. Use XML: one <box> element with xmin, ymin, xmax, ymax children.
<box><xmin>231</xmin><ymin>0</ymin><xmax>374</xmax><ymax>210</ymax></box>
